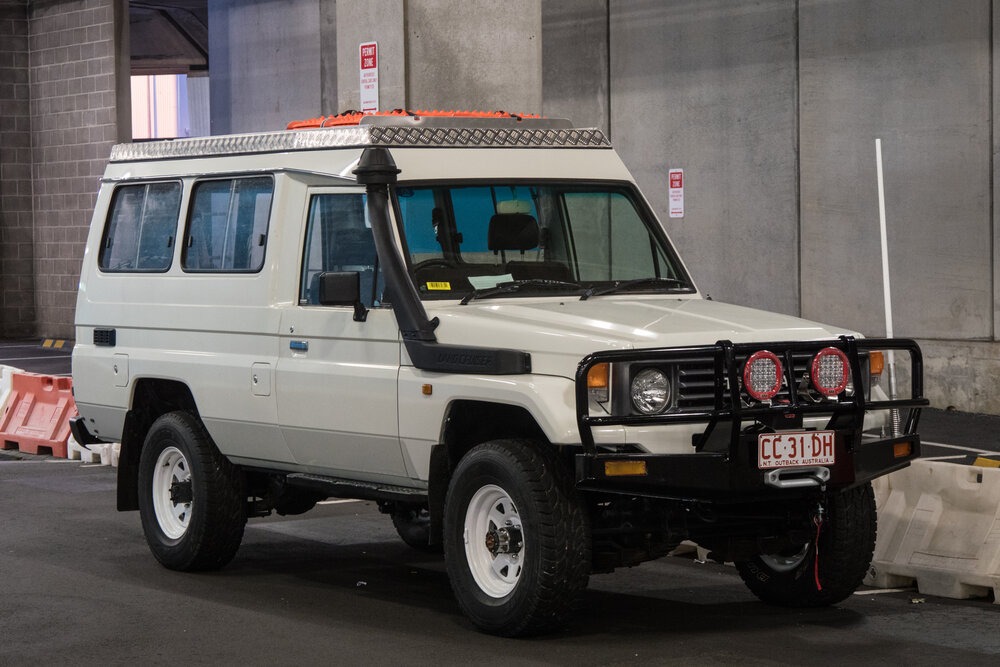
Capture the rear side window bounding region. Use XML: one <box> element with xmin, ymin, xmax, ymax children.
<box><xmin>183</xmin><ymin>176</ymin><xmax>273</xmax><ymax>272</ymax></box>
<box><xmin>99</xmin><ymin>182</ymin><xmax>181</xmax><ymax>272</ymax></box>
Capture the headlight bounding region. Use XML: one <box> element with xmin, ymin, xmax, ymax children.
<box><xmin>631</xmin><ymin>368</ymin><xmax>671</xmax><ymax>414</ymax></box>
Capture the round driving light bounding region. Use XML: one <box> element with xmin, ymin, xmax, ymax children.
<box><xmin>743</xmin><ymin>350</ymin><xmax>783</xmax><ymax>401</ymax></box>
<box><xmin>811</xmin><ymin>347</ymin><xmax>850</xmax><ymax>398</ymax></box>
<box><xmin>631</xmin><ymin>368</ymin><xmax>671</xmax><ymax>414</ymax></box>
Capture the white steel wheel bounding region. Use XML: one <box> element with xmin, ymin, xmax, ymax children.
<box><xmin>463</xmin><ymin>484</ymin><xmax>524</xmax><ymax>598</ymax></box>
<box><xmin>137</xmin><ymin>411</ymin><xmax>246</xmax><ymax>571</ymax></box>
<box><xmin>151</xmin><ymin>445</ymin><xmax>192</xmax><ymax>540</ymax></box>
<box><xmin>444</xmin><ymin>439</ymin><xmax>590</xmax><ymax>637</ymax></box>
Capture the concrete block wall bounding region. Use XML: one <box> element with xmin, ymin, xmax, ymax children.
<box><xmin>28</xmin><ymin>0</ymin><xmax>128</xmax><ymax>340</ymax></box>
<box><xmin>0</xmin><ymin>0</ymin><xmax>34</xmax><ymax>338</ymax></box>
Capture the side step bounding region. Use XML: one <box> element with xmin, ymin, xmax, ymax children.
<box><xmin>285</xmin><ymin>473</ymin><xmax>428</xmax><ymax>504</ymax></box>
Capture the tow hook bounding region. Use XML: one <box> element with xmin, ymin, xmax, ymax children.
<box><xmin>812</xmin><ymin>502</ymin><xmax>825</xmax><ymax>591</ymax></box>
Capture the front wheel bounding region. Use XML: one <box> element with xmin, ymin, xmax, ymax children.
<box><xmin>443</xmin><ymin>439</ymin><xmax>590</xmax><ymax>637</ymax></box>
<box><xmin>735</xmin><ymin>483</ymin><xmax>877</xmax><ymax>607</ymax></box>
<box><xmin>137</xmin><ymin>411</ymin><xmax>246</xmax><ymax>571</ymax></box>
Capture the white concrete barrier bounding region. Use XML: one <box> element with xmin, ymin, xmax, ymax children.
<box><xmin>867</xmin><ymin>459</ymin><xmax>1000</xmax><ymax>602</ymax></box>
<box><xmin>66</xmin><ymin>435</ymin><xmax>103</xmax><ymax>464</ymax></box>
<box><xmin>0</xmin><ymin>364</ymin><xmax>23</xmax><ymax>418</ymax></box>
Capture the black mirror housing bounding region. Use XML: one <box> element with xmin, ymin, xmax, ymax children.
<box><xmin>318</xmin><ymin>272</ymin><xmax>368</xmax><ymax>321</ymax></box>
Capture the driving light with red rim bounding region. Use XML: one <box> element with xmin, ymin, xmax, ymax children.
<box><xmin>743</xmin><ymin>350</ymin><xmax>782</xmax><ymax>401</ymax></box>
<box><xmin>811</xmin><ymin>347</ymin><xmax>850</xmax><ymax>398</ymax></box>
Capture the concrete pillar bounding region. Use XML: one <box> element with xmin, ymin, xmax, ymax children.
<box><xmin>208</xmin><ymin>0</ymin><xmax>322</xmax><ymax>134</ymax></box>
<box><xmin>0</xmin><ymin>0</ymin><xmax>34</xmax><ymax>337</ymax></box>
<box><xmin>542</xmin><ymin>0</ymin><xmax>609</xmax><ymax>135</ymax></box>
<box><xmin>336</xmin><ymin>0</ymin><xmax>541</xmax><ymax>113</ymax></box>
<box><xmin>27</xmin><ymin>0</ymin><xmax>130</xmax><ymax>339</ymax></box>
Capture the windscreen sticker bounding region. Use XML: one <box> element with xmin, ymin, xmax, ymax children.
<box><xmin>426</xmin><ymin>281</ymin><xmax>451</xmax><ymax>291</ymax></box>
<box><xmin>468</xmin><ymin>274</ymin><xmax>513</xmax><ymax>290</ymax></box>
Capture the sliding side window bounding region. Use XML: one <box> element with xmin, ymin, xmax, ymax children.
<box><xmin>183</xmin><ymin>176</ymin><xmax>273</xmax><ymax>272</ymax></box>
<box><xmin>99</xmin><ymin>182</ymin><xmax>181</xmax><ymax>272</ymax></box>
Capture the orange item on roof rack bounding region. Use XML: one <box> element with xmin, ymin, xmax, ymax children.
<box><xmin>287</xmin><ymin>109</ymin><xmax>542</xmax><ymax>130</ymax></box>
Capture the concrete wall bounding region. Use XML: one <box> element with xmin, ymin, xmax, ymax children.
<box><xmin>609</xmin><ymin>0</ymin><xmax>801</xmax><ymax>316</ymax></box>
<box><xmin>208</xmin><ymin>0</ymin><xmax>322</xmax><ymax>134</ymax></box>
<box><xmin>405</xmin><ymin>0</ymin><xmax>541</xmax><ymax>112</ymax></box>
<box><xmin>335</xmin><ymin>0</ymin><xmax>406</xmax><ymax>111</ymax></box>
<box><xmin>0</xmin><ymin>0</ymin><xmax>34</xmax><ymax>337</ymax></box>
<box><xmin>799</xmin><ymin>0</ymin><xmax>992</xmax><ymax>340</ymax></box>
<box><xmin>542</xmin><ymin>0</ymin><xmax>608</xmax><ymax>134</ymax></box>
<box><xmin>28</xmin><ymin>0</ymin><xmax>129</xmax><ymax>340</ymax></box>
<box><xmin>335</xmin><ymin>0</ymin><xmax>541</xmax><ymax>113</ymax></box>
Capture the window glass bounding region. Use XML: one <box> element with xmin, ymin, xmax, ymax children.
<box><xmin>99</xmin><ymin>182</ymin><xmax>181</xmax><ymax>272</ymax></box>
<box><xmin>396</xmin><ymin>183</ymin><xmax>687</xmax><ymax>299</ymax></box>
<box><xmin>183</xmin><ymin>176</ymin><xmax>273</xmax><ymax>272</ymax></box>
<box><xmin>300</xmin><ymin>193</ymin><xmax>383</xmax><ymax>307</ymax></box>
<box><xmin>563</xmin><ymin>191</ymin><xmax>671</xmax><ymax>281</ymax></box>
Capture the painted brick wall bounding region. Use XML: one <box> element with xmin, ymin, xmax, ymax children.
<box><xmin>28</xmin><ymin>0</ymin><xmax>125</xmax><ymax>339</ymax></box>
<box><xmin>0</xmin><ymin>0</ymin><xmax>34</xmax><ymax>338</ymax></box>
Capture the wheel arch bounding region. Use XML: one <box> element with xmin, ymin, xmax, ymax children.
<box><xmin>117</xmin><ymin>378</ymin><xmax>200</xmax><ymax>511</ymax></box>
<box><xmin>426</xmin><ymin>399</ymin><xmax>571</xmax><ymax>547</ymax></box>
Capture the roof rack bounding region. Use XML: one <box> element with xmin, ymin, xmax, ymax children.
<box><xmin>109</xmin><ymin>110</ymin><xmax>609</xmax><ymax>163</ymax></box>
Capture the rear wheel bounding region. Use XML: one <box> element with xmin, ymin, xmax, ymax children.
<box><xmin>138</xmin><ymin>411</ymin><xmax>246</xmax><ymax>571</ymax></box>
<box><xmin>443</xmin><ymin>439</ymin><xmax>590</xmax><ymax>636</ymax></box>
<box><xmin>735</xmin><ymin>483</ymin><xmax>876</xmax><ymax>607</ymax></box>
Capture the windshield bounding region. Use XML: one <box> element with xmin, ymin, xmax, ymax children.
<box><xmin>394</xmin><ymin>183</ymin><xmax>692</xmax><ymax>300</ymax></box>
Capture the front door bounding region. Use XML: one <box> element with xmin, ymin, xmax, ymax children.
<box><xmin>276</xmin><ymin>188</ymin><xmax>405</xmax><ymax>479</ymax></box>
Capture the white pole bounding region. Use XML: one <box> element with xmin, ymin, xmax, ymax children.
<box><xmin>875</xmin><ymin>138</ymin><xmax>900</xmax><ymax>434</ymax></box>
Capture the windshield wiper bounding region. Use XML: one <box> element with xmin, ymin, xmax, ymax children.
<box><xmin>460</xmin><ymin>279</ymin><xmax>583</xmax><ymax>305</ymax></box>
<box><xmin>580</xmin><ymin>277</ymin><xmax>689</xmax><ymax>301</ymax></box>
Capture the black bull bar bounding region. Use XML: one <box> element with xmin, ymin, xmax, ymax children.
<box><xmin>573</xmin><ymin>336</ymin><xmax>929</xmax><ymax>501</ymax></box>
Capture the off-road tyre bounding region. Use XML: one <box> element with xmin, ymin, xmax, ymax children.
<box><xmin>137</xmin><ymin>411</ymin><xmax>246</xmax><ymax>571</ymax></box>
<box><xmin>391</xmin><ymin>506</ymin><xmax>442</xmax><ymax>553</ymax></box>
<box><xmin>443</xmin><ymin>439</ymin><xmax>590</xmax><ymax>637</ymax></box>
<box><xmin>735</xmin><ymin>482</ymin><xmax>876</xmax><ymax>607</ymax></box>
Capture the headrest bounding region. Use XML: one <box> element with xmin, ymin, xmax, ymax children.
<box><xmin>488</xmin><ymin>213</ymin><xmax>539</xmax><ymax>252</ymax></box>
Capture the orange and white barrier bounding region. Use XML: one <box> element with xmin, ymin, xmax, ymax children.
<box><xmin>867</xmin><ymin>459</ymin><xmax>1000</xmax><ymax>602</ymax></box>
<box><xmin>0</xmin><ymin>372</ymin><xmax>75</xmax><ymax>458</ymax></box>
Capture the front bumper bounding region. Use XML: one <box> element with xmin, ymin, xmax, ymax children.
<box><xmin>574</xmin><ymin>336</ymin><xmax>928</xmax><ymax>502</ymax></box>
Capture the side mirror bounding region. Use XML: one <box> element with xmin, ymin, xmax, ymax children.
<box><xmin>318</xmin><ymin>272</ymin><xmax>368</xmax><ymax>322</ymax></box>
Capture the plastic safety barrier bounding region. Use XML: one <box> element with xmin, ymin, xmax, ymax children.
<box><xmin>866</xmin><ymin>460</ymin><xmax>1000</xmax><ymax>602</ymax></box>
<box><xmin>0</xmin><ymin>372</ymin><xmax>76</xmax><ymax>458</ymax></box>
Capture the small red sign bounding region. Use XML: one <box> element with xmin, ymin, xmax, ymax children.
<box><xmin>669</xmin><ymin>172</ymin><xmax>683</xmax><ymax>189</ymax></box>
<box><xmin>361</xmin><ymin>43</ymin><xmax>377</xmax><ymax>70</ymax></box>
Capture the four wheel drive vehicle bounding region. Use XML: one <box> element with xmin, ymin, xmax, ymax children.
<box><xmin>71</xmin><ymin>111</ymin><xmax>928</xmax><ymax>637</ymax></box>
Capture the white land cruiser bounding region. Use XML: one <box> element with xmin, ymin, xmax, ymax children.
<box><xmin>72</xmin><ymin>111</ymin><xmax>927</xmax><ymax>636</ymax></box>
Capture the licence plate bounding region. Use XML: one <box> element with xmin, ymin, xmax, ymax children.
<box><xmin>757</xmin><ymin>430</ymin><xmax>835</xmax><ymax>469</ymax></box>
